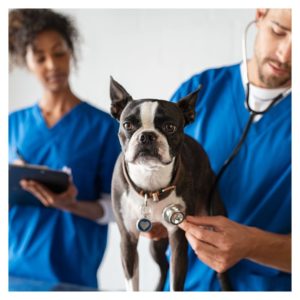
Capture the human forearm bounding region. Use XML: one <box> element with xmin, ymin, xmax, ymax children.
<box><xmin>65</xmin><ymin>200</ymin><xmax>104</xmax><ymax>221</ymax></box>
<box><xmin>179</xmin><ymin>215</ymin><xmax>291</xmax><ymax>274</ymax></box>
<box><xmin>246</xmin><ymin>227</ymin><xmax>291</xmax><ymax>273</ymax></box>
<box><xmin>21</xmin><ymin>179</ymin><xmax>105</xmax><ymax>222</ymax></box>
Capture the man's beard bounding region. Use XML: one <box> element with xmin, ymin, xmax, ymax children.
<box><xmin>257</xmin><ymin>56</ymin><xmax>291</xmax><ymax>88</ymax></box>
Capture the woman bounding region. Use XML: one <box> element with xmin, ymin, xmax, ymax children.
<box><xmin>9</xmin><ymin>9</ymin><xmax>120</xmax><ymax>290</ymax></box>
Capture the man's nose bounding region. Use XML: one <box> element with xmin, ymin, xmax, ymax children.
<box><xmin>276</xmin><ymin>39</ymin><xmax>291</xmax><ymax>64</ymax></box>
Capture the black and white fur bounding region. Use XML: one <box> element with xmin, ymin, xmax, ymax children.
<box><xmin>110</xmin><ymin>77</ymin><xmax>228</xmax><ymax>291</ymax></box>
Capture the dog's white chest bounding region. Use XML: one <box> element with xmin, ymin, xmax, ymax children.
<box><xmin>121</xmin><ymin>189</ymin><xmax>186</xmax><ymax>234</ymax></box>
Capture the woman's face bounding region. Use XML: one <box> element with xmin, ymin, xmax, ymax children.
<box><xmin>25</xmin><ymin>30</ymin><xmax>72</xmax><ymax>93</ymax></box>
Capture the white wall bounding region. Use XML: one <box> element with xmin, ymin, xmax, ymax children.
<box><xmin>9</xmin><ymin>9</ymin><xmax>254</xmax><ymax>291</ymax></box>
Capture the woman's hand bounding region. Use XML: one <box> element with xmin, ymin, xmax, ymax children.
<box><xmin>20</xmin><ymin>179</ymin><xmax>106</xmax><ymax>221</ymax></box>
<box><xmin>20</xmin><ymin>179</ymin><xmax>77</xmax><ymax>209</ymax></box>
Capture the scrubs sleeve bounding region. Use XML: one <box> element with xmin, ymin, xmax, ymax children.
<box><xmin>170</xmin><ymin>73</ymin><xmax>205</xmax><ymax>103</ymax></box>
<box><xmin>9</xmin><ymin>113</ymin><xmax>20</xmax><ymax>162</ymax></box>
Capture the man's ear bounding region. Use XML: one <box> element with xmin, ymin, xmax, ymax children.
<box><xmin>255</xmin><ymin>9</ymin><xmax>269</xmax><ymax>24</ymax></box>
<box><xmin>177</xmin><ymin>85</ymin><xmax>202</xmax><ymax>125</ymax></box>
<box><xmin>110</xmin><ymin>76</ymin><xmax>133</xmax><ymax>120</ymax></box>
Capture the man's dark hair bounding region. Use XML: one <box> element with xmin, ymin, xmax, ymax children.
<box><xmin>9</xmin><ymin>9</ymin><xmax>79</xmax><ymax>67</ymax></box>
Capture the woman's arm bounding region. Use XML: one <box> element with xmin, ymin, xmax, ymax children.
<box><xmin>20</xmin><ymin>179</ymin><xmax>108</xmax><ymax>222</ymax></box>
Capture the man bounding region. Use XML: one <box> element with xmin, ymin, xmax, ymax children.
<box><xmin>146</xmin><ymin>9</ymin><xmax>291</xmax><ymax>291</ymax></box>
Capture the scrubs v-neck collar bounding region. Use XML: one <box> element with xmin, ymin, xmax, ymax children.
<box><xmin>32</xmin><ymin>101</ymin><xmax>86</xmax><ymax>135</ymax></box>
<box><xmin>231</xmin><ymin>63</ymin><xmax>291</xmax><ymax>136</ymax></box>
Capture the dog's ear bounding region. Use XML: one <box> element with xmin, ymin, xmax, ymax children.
<box><xmin>177</xmin><ymin>85</ymin><xmax>202</xmax><ymax>125</ymax></box>
<box><xmin>110</xmin><ymin>76</ymin><xmax>133</xmax><ymax>120</ymax></box>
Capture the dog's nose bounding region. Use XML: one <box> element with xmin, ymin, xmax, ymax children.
<box><xmin>138</xmin><ymin>131</ymin><xmax>157</xmax><ymax>144</ymax></box>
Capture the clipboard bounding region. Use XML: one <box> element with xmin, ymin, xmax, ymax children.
<box><xmin>9</xmin><ymin>164</ymin><xmax>70</xmax><ymax>207</ymax></box>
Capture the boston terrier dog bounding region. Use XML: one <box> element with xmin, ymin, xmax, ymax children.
<box><xmin>109</xmin><ymin>77</ymin><xmax>230</xmax><ymax>291</ymax></box>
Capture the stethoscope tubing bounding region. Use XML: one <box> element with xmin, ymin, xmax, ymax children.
<box><xmin>209</xmin><ymin>20</ymin><xmax>291</xmax><ymax>216</ymax></box>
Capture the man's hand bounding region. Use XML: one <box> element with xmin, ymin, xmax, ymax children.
<box><xmin>179</xmin><ymin>215</ymin><xmax>291</xmax><ymax>273</ymax></box>
<box><xmin>178</xmin><ymin>215</ymin><xmax>252</xmax><ymax>273</ymax></box>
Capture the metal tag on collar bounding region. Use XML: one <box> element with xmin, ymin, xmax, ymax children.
<box><xmin>136</xmin><ymin>194</ymin><xmax>152</xmax><ymax>232</ymax></box>
<box><xmin>136</xmin><ymin>217</ymin><xmax>152</xmax><ymax>232</ymax></box>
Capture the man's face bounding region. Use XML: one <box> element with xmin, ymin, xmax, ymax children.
<box><xmin>254</xmin><ymin>9</ymin><xmax>291</xmax><ymax>88</ymax></box>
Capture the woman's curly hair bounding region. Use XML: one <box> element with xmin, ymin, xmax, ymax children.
<box><xmin>9</xmin><ymin>9</ymin><xmax>79</xmax><ymax>67</ymax></box>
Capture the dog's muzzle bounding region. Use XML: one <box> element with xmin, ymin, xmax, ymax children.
<box><xmin>138</xmin><ymin>131</ymin><xmax>157</xmax><ymax>145</ymax></box>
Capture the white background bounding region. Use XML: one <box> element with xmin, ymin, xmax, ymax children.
<box><xmin>9</xmin><ymin>9</ymin><xmax>254</xmax><ymax>112</ymax></box>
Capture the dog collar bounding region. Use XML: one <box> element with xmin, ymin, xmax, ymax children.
<box><xmin>122</xmin><ymin>157</ymin><xmax>181</xmax><ymax>202</ymax></box>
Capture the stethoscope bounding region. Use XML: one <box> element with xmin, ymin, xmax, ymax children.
<box><xmin>163</xmin><ymin>21</ymin><xmax>292</xmax><ymax>223</ymax></box>
<box><xmin>159</xmin><ymin>21</ymin><xmax>292</xmax><ymax>225</ymax></box>
<box><xmin>208</xmin><ymin>20</ymin><xmax>292</xmax><ymax>215</ymax></box>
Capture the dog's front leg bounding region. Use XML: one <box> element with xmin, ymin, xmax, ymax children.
<box><xmin>120</xmin><ymin>231</ymin><xmax>139</xmax><ymax>291</ymax></box>
<box><xmin>150</xmin><ymin>238</ymin><xmax>169</xmax><ymax>291</ymax></box>
<box><xmin>168</xmin><ymin>228</ymin><xmax>188</xmax><ymax>291</ymax></box>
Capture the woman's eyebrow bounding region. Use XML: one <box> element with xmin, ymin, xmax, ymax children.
<box><xmin>51</xmin><ymin>41</ymin><xmax>66</xmax><ymax>50</ymax></box>
<box><xmin>32</xmin><ymin>47</ymin><xmax>44</xmax><ymax>54</ymax></box>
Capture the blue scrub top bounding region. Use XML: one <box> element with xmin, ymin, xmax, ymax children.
<box><xmin>9</xmin><ymin>101</ymin><xmax>120</xmax><ymax>289</ymax></box>
<box><xmin>164</xmin><ymin>63</ymin><xmax>291</xmax><ymax>291</ymax></box>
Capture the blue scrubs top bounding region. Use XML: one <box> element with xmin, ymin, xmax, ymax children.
<box><xmin>9</xmin><ymin>101</ymin><xmax>120</xmax><ymax>289</ymax></box>
<box><xmin>165</xmin><ymin>63</ymin><xmax>291</xmax><ymax>291</ymax></box>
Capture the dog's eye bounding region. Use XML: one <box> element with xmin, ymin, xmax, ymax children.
<box><xmin>163</xmin><ymin>123</ymin><xmax>177</xmax><ymax>134</ymax></box>
<box><xmin>123</xmin><ymin>121</ymin><xmax>133</xmax><ymax>131</ymax></box>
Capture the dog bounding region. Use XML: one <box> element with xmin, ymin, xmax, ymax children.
<box><xmin>109</xmin><ymin>77</ymin><xmax>230</xmax><ymax>291</ymax></box>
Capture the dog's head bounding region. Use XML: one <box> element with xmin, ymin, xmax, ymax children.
<box><xmin>110</xmin><ymin>77</ymin><xmax>200</xmax><ymax>168</ymax></box>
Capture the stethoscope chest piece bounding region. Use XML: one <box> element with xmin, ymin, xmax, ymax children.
<box><xmin>163</xmin><ymin>204</ymin><xmax>185</xmax><ymax>225</ymax></box>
